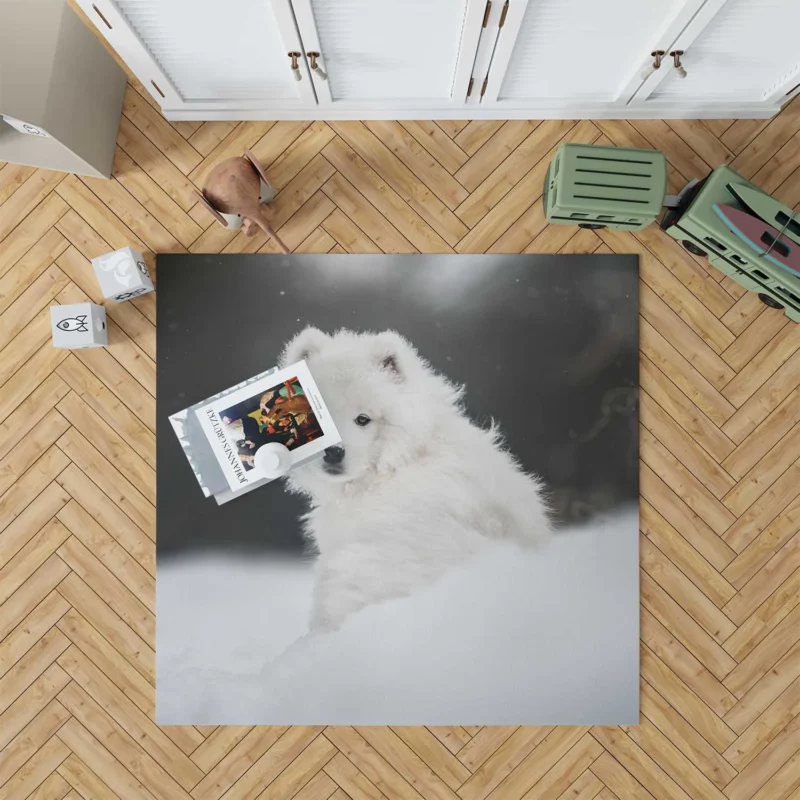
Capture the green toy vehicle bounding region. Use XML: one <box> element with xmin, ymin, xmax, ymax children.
<box><xmin>544</xmin><ymin>142</ymin><xmax>800</xmax><ymax>322</ymax></box>
<box><xmin>659</xmin><ymin>165</ymin><xmax>800</xmax><ymax>322</ymax></box>
<box><xmin>543</xmin><ymin>143</ymin><xmax>667</xmax><ymax>231</ymax></box>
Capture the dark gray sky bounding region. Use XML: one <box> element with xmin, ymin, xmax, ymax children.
<box><xmin>157</xmin><ymin>254</ymin><xmax>638</xmax><ymax>559</ymax></box>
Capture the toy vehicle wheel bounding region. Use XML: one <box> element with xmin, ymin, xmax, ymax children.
<box><xmin>578</xmin><ymin>223</ymin><xmax>606</xmax><ymax>229</ymax></box>
<box><xmin>758</xmin><ymin>293</ymin><xmax>785</xmax><ymax>310</ymax></box>
<box><xmin>682</xmin><ymin>240</ymin><xmax>707</xmax><ymax>257</ymax></box>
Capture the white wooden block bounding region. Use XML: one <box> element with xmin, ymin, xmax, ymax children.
<box><xmin>51</xmin><ymin>303</ymin><xmax>108</xmax><ymax>349</ymax></box>
<box><xmin>91</xmin><ymin>246</ymin><xmax>154</xmax><ymax>302</ymax></box>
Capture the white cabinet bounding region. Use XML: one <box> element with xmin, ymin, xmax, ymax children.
<box><xmin>79</xmin><ymin>0</ymin><xmax>316</xmax><ymax>110</ymax></box>
<box><xmin>481</xmin><ymin>0</ymin><xmax>700</xmax><ymax>105</ymax></box>
<box><xmin>76</xmin><ymin>0</ymin><xmax>800</xmax><ymax>120</ymax></box>
<box><xmin>631</xmin><ymin>0</ymin><xmax>800</xmax><ymax>108</ymax></box>
<box><xmin>290</xmin><ymin>0</ymin><xmax>484</xmax><ymax>108</ymax></box>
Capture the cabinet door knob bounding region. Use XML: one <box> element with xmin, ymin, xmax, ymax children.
<box><xmin>288</xmin><ymin>52</ymin><xmax>302</xmax><ymax>81</ymax></box>
<box><xmin>670</xmin><ymin>50</ymin><xmax>687</xmax><ymax>79</ymax></box>
<box><xmin>307</xmin><ymin>52</ymin><xmax>328</xmax><ymax>81</ymax></box>
<box><xmin>641</xmin><ymin>50</ymin><xmax>665</xmax><ymax>80</ymax></box>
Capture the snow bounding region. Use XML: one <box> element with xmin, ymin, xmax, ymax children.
<box><xmin>157</xmin><ymin>508</ymin><xmax>639</xmax><ymax>724</ymax></box>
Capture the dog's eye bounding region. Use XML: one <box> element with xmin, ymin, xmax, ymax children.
<box><xmin>355</xmin><ymin>414</ymin><xmax>371</xmax><ymax>427</ymax></box>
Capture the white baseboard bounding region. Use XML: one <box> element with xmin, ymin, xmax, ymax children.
<box><xmin>163</xmin><ymin>103</ymin><xmax>779</xmax><ymax>122</ymax></box>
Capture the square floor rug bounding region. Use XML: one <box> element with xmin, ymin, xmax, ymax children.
<box><xmin>156</xmin><ymin>254</ymin><xmax>639</xmax><ymax>724</ymax></box>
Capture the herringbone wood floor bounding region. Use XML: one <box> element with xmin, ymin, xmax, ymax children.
<box><xmin>3</xmin><ymin>56</ymin><xmax>800</xmax><ymax>800</ymax></box>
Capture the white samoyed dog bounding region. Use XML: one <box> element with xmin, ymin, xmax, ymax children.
<box><xmin>280</xmin><ymin>327</ymin><xmax>552</xmax><ymax>630</ymax></box>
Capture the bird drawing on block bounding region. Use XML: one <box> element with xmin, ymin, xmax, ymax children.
<box><xmin>198</xmin><ymin>149</ymin><xmax>290</xmax><ymax>254</ymax></box>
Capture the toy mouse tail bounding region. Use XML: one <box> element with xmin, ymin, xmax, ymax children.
<box><xmin>255</xmin><ymin>215</ymin><xmax>290</xmax><ymax>254</ymax></box>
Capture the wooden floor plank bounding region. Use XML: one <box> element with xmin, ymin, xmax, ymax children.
<box><xmin>641</xmin><ymin>608</ymin><xmax>737</xmax><ymax>717</ymax></box>
<box><xmin>641</xmin><ymin>500</ymin><xmax>736</xmax><ymax>608</ymax></box>
<box><xmin>364</xmin><ymin>121</ymin><xmax>469</xmax><ymax>210</ymax></box>
<box><xmin>122</xmin><ymin>84</ymin><xmax>202</xmax><ymax>176</ymax></box>
<box><xmin>721</xmin><ymin>349</ymin><xmax>800</xmax><ymax>445</ymax></box>
<box><xmin>0</xmin><ymin>697</ymin><xmax>71</xmax><ymax>787</ymax></box>
<box><xmin>641</xmin><ymin>392</ymin><xmax>735</xmax><ymax>500</ymax></box>
<box><xmin>0</xmin><ymin>591</ymin><xmax>70</xmax><ymax>682</ymax></box>
<box><xmin>639</xmin><ymin>356</ymin><xmax>735</xmax><ymax>464</ymax></box>
<box><xmin>56</xmin><ymin>427</ymin><xmax>154</xmax><ymax>538</ymax></box>
<box><xmin>57</xmin><ymin>752</ymin><xmax>122</xmax><ymax>800</ymax></box>
<box><xmin>0</xmin><ymin>733</ymin><xmax>70</xmax><ymax>800</ymax></box>
<box><xmin>0</xmin><ymin>193</ymin><xmax>69</xmax><ymax>278</ymax></box>
<box><xmin>55</xmin><ymin>464</ymin><xmax>154</xmax><ymax>575</ymax></box>
<box><xmin>57</xmin><ymin>646</ymin><xmax>204</xmax><ymax>790</ymax></box>
<box><xmin>321</xmin><ymin>172</ymin><xmax>416</xmax><ymax>254</ymax></box>
<box><xmin>454</xmin><ymin>119</ymin><xmax>578</xmax><ymax>229</ymax></box>
<box><xmin>641</xmin><ymin>570</ymin><xmax>737</xmax><ymax>681</ymax></box>
<box><xmin>116</xmin><ymin>115</ymin><xmax>201</xmax><ymax>212</ymax></box>
<box><xmin>454</xmin><ymin>121</ymin><xmax>506</xmax><ymax>155</ymax></box>
<box><xmin>641</xmin><ymin>535</ymin><xmax>736</xmax><ymax>644</ymax></box>
<box><xmin>56</xmin><ymin>716</ymin><xmax>160</xmax><ymax>800</ymax></box>
<box><xmin>0</xmin><ymin>170</ymin><xmax>66</xmax><ymax>245</ymax></box>
<box><xmin>400</xmin><ymin>121</ymin><xmax>469</xmax><ymax>175</ymax></box>
<box><xmin>323</xmin><ymin>133</ymin><xmax>457</xmax><ymax>251</ymax></box>
<box><xmin>55</xmin><ymin>355</ymin><xmax>155</xmax><ymax>468</ymax></box>
<box><xmin>55</xmin><ymin>572</ymin><xmax>154</xmax><ymax>684</ymax></box>
<box><xmin>722</xmin><ymin>461</ymin><xmax>800</xmax><ymax>553</ymax></box>
<box><xmin>0</xmin><ymin>228</ymin><xmax>68</xmax><ymax>317</ymax></box>
<box><xmin>0</xmin><ymin>264</ymin><xmax>70</xmax><ymax>349</ymax></box>
<box><xmin>640</xmin><ymin>319</ymin><xmax>736</xmax><ymax>427</ymax></box>
<box><xmin>724</xmin><ymin>530</ymin><xmax>800</xmax><ymax>619</ymax></box>
<box><xmin>111</xmin><ymin>148</ymin><xmax>202</xmax><ymax>249</ymax></box>
<box><xmin>56</xmin><ymin>535</ymin><xmax>153</xmax><ymax>644</ymax></box>
<box><xmin>0</xmin><ymin>163</ymin><xmax>37</xmax><ymax>206</ymax></box>
<box><xmin>56</xmin><ymin>392</ymin><xmax>155</xmax><ymax>501</ymax></box>
<box><xmin>640</xmin><ymin>681</ymin><xmax>737</xmax><ymax>790</ymax></box>
<box><xmin>187</xmin><ymin>122</ymin><xmax>238</xmax><ymax>158</ymax></box>
<box><xmin>723</xmin><ymin>388</ymin><xmax>800</xmax><ymax>479</ymax></box>
<box><xmin>189</xmin><ymin>726</ymin><xmax>289</xmax><ymax>800</ymax></box>
<box><xmin>0</xmin><ymin>663</ymin><xmax>70</xmax><ymax>754</ymax></box>
<box><xmin>264</xmin><ymin>122</ymin><xmax>336</xmax><ymax>192</ymax></box>
<box><xmin>56</xmin><ymin>500</ymin><xmax>154</xmax><ymax>610</ymax></box>
<box><xmin>641</xmin><ymin>645</ymin><xmax>737</xmax><ymax>752</ymax></box>
<box><xmin>390</xmin><ymin>727</ymin><xmax>471</xmax><ymax>790</ymax></box>
<box><xmin>322</xmin><ymin>752</ymin><xmax>386</xmax><ymax>800</ymax></box>
<box><xmin>640</xmin><ymin>461</ymin><xmax>736</xmax><ymax>571</ymax></box>
<box><xmin>457</xmin><ymin>727</ymin><xmax>551</xmax><ymax>800</ymax></box>
<box><xmin>248</xmin><ymin>121</ymin><xmax>311</xmax><ymax>171</ymax></box>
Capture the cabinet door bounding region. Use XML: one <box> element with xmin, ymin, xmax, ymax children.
<box><xmin>481</xmin><ymin>0</ymin><xmax>704</xmax><ymax>108</ymax></box>
<box><xmin>634</xmin><ymin>0</ymin><xmax>800</xmax><ymax>107</ymax></box>
<box><xmin>77</xmin><ymin>0</ymin><xmax>315</xmax><ymax>111</ymax></box>
<box><xmin>290</xmin><ymin>0</ymin><xmax>485</xmax><ymax>107</ymax></box>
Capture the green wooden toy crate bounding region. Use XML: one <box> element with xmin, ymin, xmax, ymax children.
<box><xmin>543</xmin><ymin>143</ymin><xmax>667</xmax><ymax>231</ymax></box>
<box><xmin>660</xmin><ymin>164</ymin><xmax>800</xmax><ymax>323</ymax></box>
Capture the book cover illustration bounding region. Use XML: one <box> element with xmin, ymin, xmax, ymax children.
<box><xmin>193</xmin><ymin>360</ymin><xmax>341</xmax><ymax>494</ymax></box>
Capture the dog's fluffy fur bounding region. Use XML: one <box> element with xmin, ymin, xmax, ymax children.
<box><xmin>280</xmin><ymin>327</ymin><xmax>551</xmax><ymax>629</ymax></box>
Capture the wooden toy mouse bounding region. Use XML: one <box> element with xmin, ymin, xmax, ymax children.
<box><xmin>197</xmin><ymin>149</ymin><xmax>289</xmax><ymax>253</ymax></box>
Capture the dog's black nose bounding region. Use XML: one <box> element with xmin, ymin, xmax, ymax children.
<box><xmin>323</xmin><ymin>446</ymin><xmax>345</xmax><ymax>464</ymax></box>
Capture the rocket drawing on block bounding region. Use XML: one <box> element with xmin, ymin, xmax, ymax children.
<box><xmin>50</xmin><ymin>303</ymin><xmax>107</xmax><ymax>349</ymax></box>
<box><xmin>56</xmin><ymin>315</ymin><xmax>89</xmax><ymax>333</ymax></box>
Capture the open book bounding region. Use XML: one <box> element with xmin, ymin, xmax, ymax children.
<box><xmin>169</xmin><ymin>361</ymin><xmax>341</xmax><ymax>504</ymax></box>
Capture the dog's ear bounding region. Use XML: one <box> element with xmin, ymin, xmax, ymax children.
<box><xmin>281</xmin><ymin>326</ymin><xmax>328</xmax><ymax>366</ymax></box>
<box><xmin>373</xmin><ymin>330</ymin><xmax>413</xmax><ymax>381</ymax></box>
<box><xmin>381</xmin><ymin>353</ymin><xmax>400</xmax><ymax>375</ymax></box>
